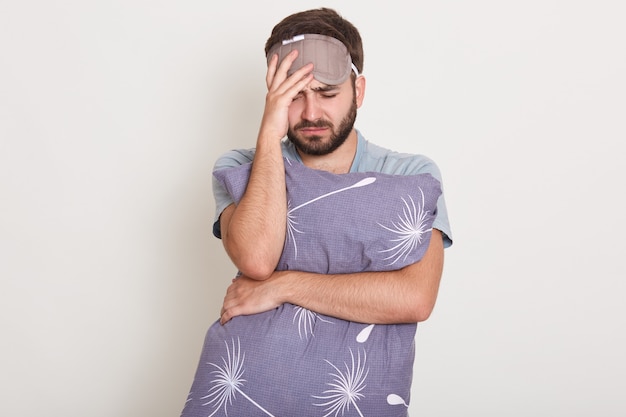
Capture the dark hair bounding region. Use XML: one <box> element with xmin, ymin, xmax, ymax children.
<box><xmin>264</xmin><ymin>8</ymin><xmax>364</xmax><ymax>74</ymax></box>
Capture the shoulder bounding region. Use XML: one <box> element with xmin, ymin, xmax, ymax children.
<box><xmin>213</xmin><ymin>148</ymin><xmax>256</xmax><ymax>171</ymax></box>
<box><xmin>213</xmin><ymin>141</ymin><xmax>301</xmax><ymax>171</ymax></box>
<box><xmin>357</xmin><ymin>140</ymin><xmax>443</xmax><ymax>180</ymax></box>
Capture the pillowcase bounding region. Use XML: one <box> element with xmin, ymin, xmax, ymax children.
<box><xmin>180</xmin><ymin>158</ymin><xmax>444</xmax><ymax>417</ymax></box>
<box><xmin>213</xmin><ymin>157</ymin><xmax>442</xmax><ymax>273</ymax></box>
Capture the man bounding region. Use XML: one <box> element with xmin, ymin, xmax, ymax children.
<box><xmin>182</xmin><ymin>8</ymin><xmax>452</xmax><ymax>416</ymax></box>
<box><xmin>216</xmin><ymin>8</ymin><xmax>451</xmax><ymax>327</ymax></box>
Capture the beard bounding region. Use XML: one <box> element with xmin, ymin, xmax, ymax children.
<box><xmin>287</xmin><ymin>99</ymin><xmax>357</xmax><ymax>156</ymax></box>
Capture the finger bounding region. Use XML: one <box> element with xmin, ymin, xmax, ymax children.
<box><xmin>266</xmin><ymin>53</ymin><xmax>279</xmax><ymax>89</ymax></box>
<box><xmin>220</xmin><ymin>291</ymin><xmax>233</xmax><ymax>323</ymax></box>
<box><xmin>220</xmin><ymin>301</ymin><xmax>235</xmax><ymax>325</ymax></box>
<box><xmin>266</xmin><ymin>65</ymin><xmax>314</xmax><ymax>107</ymax></box>
<box><xmin>220</xmin><ymin>311</ymin><xmax>231</xmax><ymax>325</ymax></box>
<box><xmin>286</xmin><ymin>67</ymin><xmax>314</xmax><ymax>94</ymax></box>
<box><xmin>267</xmin><ymin>50</ymin><xmax>297</xmax><ymax>90</ymax></box>
<box><xmin>220</xmin><ymin>304</ymin><xmax>243</xmax><ymax>325</ymax></box>
<box><xmin>268</xmin><ymin>50</ymin><xmax>313</xmax><ymax>92</ymax></box>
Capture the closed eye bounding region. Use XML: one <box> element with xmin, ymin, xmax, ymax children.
<box><xmin>293</xmin><ymin>85</ymin><xmax>340</xmax><ymax>101</ymax></box>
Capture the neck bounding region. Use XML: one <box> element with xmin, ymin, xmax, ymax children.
<box><xmin>298</xmin><ymin>129</ymin><xmax>358</xmax><ymax>174</ymax></box>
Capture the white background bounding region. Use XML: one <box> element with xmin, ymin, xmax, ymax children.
<box><xmin>1</xmin><ymin>1</ymin><xmax>625</xmax><ymax>416</ymax></box>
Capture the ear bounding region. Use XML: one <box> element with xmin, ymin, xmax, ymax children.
<box><xmin>355</xmin><ymin>75</ymin><xmax>366</xmax><ymax>108</ymax></box>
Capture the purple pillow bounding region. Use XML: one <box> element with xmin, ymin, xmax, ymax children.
<box><xmin>213</xmin><ymin>157</ymin><xmax>442</xmax><ymax>274</ymax></box>
<box><xmin>181</xmin><ymin>158</ymin><xmax>442</xmax><ymax>417</ymax></box>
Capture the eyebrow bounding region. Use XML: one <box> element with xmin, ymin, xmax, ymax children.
<box><xmin>311</xmin><ymin>85</ymin><xmax>339</xmax><ymax>92</ymax></box>
<box><xmin>309</xmin><ymin>84</ymin><xmax>340</xmax><ymax>93</ymax></box>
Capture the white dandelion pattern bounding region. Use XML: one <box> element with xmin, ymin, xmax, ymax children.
<box><xmin>387</xmin><ymin>393</ymin><xmax>409</xmax><ymax>408</ymax></box>
<box><xmin>202</xmin><ymin>338</ymin><xmax>275</xmax><ymax>417</ymax></box>
<box><xmin>378</xmin><ymin>188</ymin><xmax>432</xmax><ymax>265</ymax></box>
<box><xmin>356</xmin><ymin>324</ymin><xmax>375</xmax><ymax>343</ymax></box>
<box><xmin>293</xmin><ymin>306</ymin><xmax>333</xmax><ymax>339</ymax></box>
<box><xmin>286</xmin><ymin>199</ymin><xmax>304</xmax><ymax>258</ymax></box>
<box><xmin>313</xmin><ymin>348</ymin><xmax>369</xmax><ymax>417</ymax></box>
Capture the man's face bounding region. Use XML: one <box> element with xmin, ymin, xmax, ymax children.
<box><xmin>287</xmin><ymin>77</ymin><xmax>359</xmax><ymax>156</ymax></box>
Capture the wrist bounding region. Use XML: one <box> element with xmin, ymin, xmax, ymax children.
<box><xmin>273</xmin><ymin>270</ymin><xmax>295</xmax><ymax>304</ymax></box>
<box><xmin>258</xmin><ymin>118</ymin><xmax>287</xmax><ymax>144</ymax></box>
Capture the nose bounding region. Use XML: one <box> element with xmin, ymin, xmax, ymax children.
<box><xmin>301</xmin><ymin>94</ymin><xmax>322</xmax><ymax>121</ymax></box>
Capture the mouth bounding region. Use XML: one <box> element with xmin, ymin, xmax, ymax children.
<box><xmin>299</xmin><ymin>127</ymin><xmax>329</xmax><ymax>136</ymax></box>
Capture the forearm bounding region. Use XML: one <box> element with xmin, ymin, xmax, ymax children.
<box><xmin>222</xmin><ymin>135</ymin><xmax>287</xmax><ymax>280</ymax></box>
<box><xmin>278</xmin><ymin>266</ymin><xmax>438</xmax><ymax>324</ymax></box>
<box><xmin>281</xmin><ymin>230</ymin><xmax>444</xmax><ymax>323</ymax></box>
<box><xmin>221</xmin><ymin>51</ymin><xmax>315</xmax><ymax>280</ymax></box>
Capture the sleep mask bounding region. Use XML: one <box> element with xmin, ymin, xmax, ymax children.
<box><xmin>266</xmin><ymin>34</ymin><xmax>359</xmax><ymax>85</ymax></box>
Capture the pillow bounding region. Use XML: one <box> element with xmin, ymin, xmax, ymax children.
<box><xmin>181</xmin><ymin>158</ymin><xmax>443</xmax><ymax>417</ymax></box>
<box><xmin>213</xmin><ymin>157</ymin><xmax>442</xmax><ymax>274</ymax></box>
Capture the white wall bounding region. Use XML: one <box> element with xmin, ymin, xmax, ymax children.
<box><xmin>1</xmin><ymin>1</ymin><xmax>624</xmax><ymax>416</ymax></box>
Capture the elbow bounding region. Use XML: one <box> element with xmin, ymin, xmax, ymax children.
<box><xmin>232</xmin><ymin>253</ymin><xmax>277</xmax><ymax>281</ymax></box>
<box><xmin>224</xmin><ymin>239</ymin><xmax>279</xmax><ymax>280</ymax></box>
<box><xmin>238</xmin><ymin>262</ymin><xmax>275</xmax><ymax>281</ymax></box>
<box><xmin>413</xmin><ymin>304</ymin><xmax>435</xmax><ymax>322</ymax></box>
<box><xmin>406</xmin><ymin>296</ymin><xmax>437</xmax><ymax>323</ymax></box>
<box><xmin>402</xmin><ymin>306</ymin><xmax>433</xmax><ymax>323</ymax></box>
